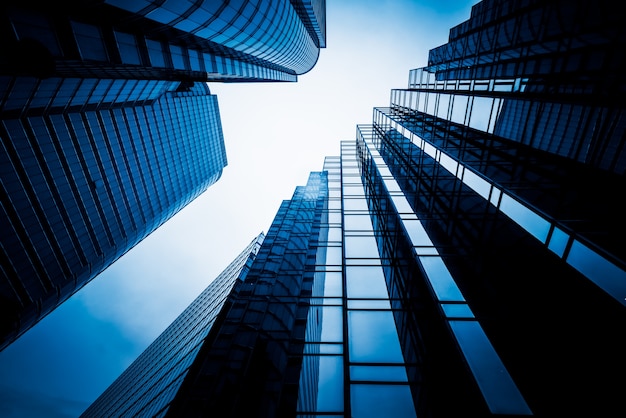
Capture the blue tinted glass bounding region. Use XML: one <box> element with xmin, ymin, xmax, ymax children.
<box><xmin>419</xmin><ymin>256</ymin><xmax>465</xmax><ymax>301</ymax></box>
<box><xmin>344</xmin><ymin>236</ymin><xmax>379</xmax><ymax>259</ymax></box>
<box><xmin>499</xmin><ymin>194</ymin><xmax>550</xmax><ymax>242</ymax></box>
<box><xmin>325</xmin><ymin>246</ymin><xmax>342</xmax><ymax>265</ymax></box>
<box><xmin>146</xmin><ymin>39</ymin><xmax>166</xmax><ymax>67</ymax></box>
<box><xmin>441</xmin><ymin>303</ymin><xmax>474</xmax><ymax>318</ymax></box>
<box><xmin>72</xmin><ymin>21</ymin><xmax>107</xmax><ymax>61</ymax></box>
<box><xmin>350</xmin><ymin>366</ymin><xmax>408</xmax><ymax>382</ymax></box>
<box><xmin>567</xmin><ymin>240</ymin><xmax>626</xmax><ymax>305</ymax></box>
<box><xmin>315</xmin><ymin>356</ymin><xmax>343</xmax><ymax>412</ymax></box>
<box><xmin>547</xmin><ymin>226</ymin><xmax>568</xmax><ymax>257</ymax></box>
<box><xmin>115</xmin><ymin>31</ymin><xmax>141</xmax><ymax>65</ymax></box>
<box><xmin>348</xmin><ymin>310</ymin><xmax>404</xmax><ymax>362</ymax></box>
<box><xmin>343</xmin><ymin>198</ymin><xmax>369</xmax><ymax>211</ymax></box>
<box><xmin>344</xmin><ymin>215</ymin><xmax>373</xmax><ymax>231</ymax></box>
<box><xmin>351</xmin><ymin>384</ymin><xmax>416</xmax><ymax>418</ymax></box>
<box><xmin>323</xmin><ymin>272</ymin><xmax>342</xmax><ymax>297</ymax></box>
<box><xmin>169</xmin><ymin>45</ymin><xmax>186</xmax><ymax>70</ymax></box>
<box><xmin>345</xmin><ymin>266</ymin><xmax>388</xmax><ymax>299</ymax></box>
<box><xmin>320</xmin><ymin>306</ymin><xmax>342</xmax><ymax>342</ymax></box>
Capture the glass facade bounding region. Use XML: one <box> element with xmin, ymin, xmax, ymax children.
<box><xmin>0</xmin><ymin>0</ymin><xmax>326</xmax><ymax>351</ymax></box>
<box><xmin>81</xmin><ymin>234</ymin><xmax>264</xmax><ymax>418</ymax></box>
<box><xmin>1</xmin><ymin>0</ymin><xmax>325</xmax><ymax>82</ymax></box>
<box><xmin>83</xmin><ymin>1</ymin><xmax>626</xmax><ymax>416</ymax></box>
<box><xmin>0</xmin><ymin>80</ymin><xmax>227</xmax><ymax>351</ymax></box>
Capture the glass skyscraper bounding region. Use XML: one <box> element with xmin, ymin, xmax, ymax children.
<box><xmin>83</xmin><ymin>1</ymin><xmax>626</xmax><ymax>416</ymax></box>
<box><xmin>81</xmin><ymin>233</ymin><xmax>265</xmax><ymax>418</ymax></box>
<box><xmin>0</xmin><ymin>0</ymin><xmax>326</xmax><ymax>351</ymax></box>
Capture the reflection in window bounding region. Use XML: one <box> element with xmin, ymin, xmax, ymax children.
<box><xmin>348</xmin><ymin>310</ymin><xmax>404</xmax><ymax>362</ymax></box>
<box><xmin>351</xmin><ymin>384</ymin><xmax>416</xmax><ymax>418</ymax></box>
<box><xmin>72</xmin><ymin>21</ymin><xmax>107</xmax><ymax>61</ymax></box>
<box><xmin>344</xmin><ymin>214</ymin><xmax>373</xmax><ymax>231</ymax></box>
<box><xmin>345</xmin><ymin>266</ymin><xmax>388</xmax><ymax>299</ymax></box>
<box><xmin>419</xmin><ymin>256</ymin><xmax>465</xmax><ymax>301</ymax></box>
<box><xmin>146</xmin><ymin>39</ymin><xmax>166</xmax><ymax>67</ymax></box>
<box><xmin>315</xmin><ymin>356</ymin><xmax>344</xmax><ymax>412</ymax></box>
<box><xmin>567</xmin><ymin>240</ymin><xmax>626</xmax><ymax>305</ymax></box>
<box><xmin>343</xmin><ymin>198</ymin><xmax>369</xmax><ymax>211</ymax></box>
<box><xmin>499</xmin><ymin>193</ymin><xmax>550</xmax><ymax>242</ymax></box>
<box><xmin>115</xmin><ymin>31</ymin><xmax>141</xmax><ymax>65</ymax></box>
<box><xmin>344</xmin><ymin>236</ymin><xmax>380</xmax><ymax>259</ymax></box>
<box><xmin>323</xmin><ymin>272</ymin><xmax>342</xmax><ymax>297</ymax></box>
<box><xmin>320</xmin><ymin>306</ymin><xmax>343</xmax><ymax>342</ymax></box>
<box><xmin>547</xmin><ymin>226</ymin><xmax>569</xmax><ymax>257</ymax></box>
<box><xmin>350</xmin><ymin>366</ymin><xmax>408</xmax><ymax>382</ymax></box>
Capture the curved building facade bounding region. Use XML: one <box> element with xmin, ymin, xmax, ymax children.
<box><xmin>1</xmin><ymin>0</ymin><xmax>326</xmax><ymax>82</ymax></box>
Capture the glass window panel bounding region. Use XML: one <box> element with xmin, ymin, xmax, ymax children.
<box><xmin>342</xmin><ymin>184</ymin><xmax>365</xmax><ymax>196</ymax></box>
<box><xmin>469</xmin><ymin>97</ymin><xmax>493</xmax><ymax>131</ymax></box>
<box><xmin>419</xmin><ymin>256</ymin><xmax>465</xmax><ymax>301</ymax></box>
<box><xmin>328</xmin><ymin>199</ymin><xmax>341</xmax><ymax>210</ymax></box>
<box><xmin>567</xmin><ymin>240</ymin><xmax>626</xmax><ymax>304</ymax></box>
<box><xmin>348</xmin><ymin>311</ymin><xmax>404</xmax><ymax>362</ymax></box>
<box><xmin>348</xmin><ymin>300</ymin><xmax>391</xmax><ymax>309</ymax></box>
<box><xmin>403</xmin><ymin>219</ymin><xmax>433</xmax><ymax>247</ymax></box>
<box><xmin>328</xmin><ymin>212</ymin><xmax>342</xmax><ymax>224</ymax></box>
<box><xmin>320</xmin><ymin>306</ymin><xmax>343</xmax><ymax>342</ymax></box>
<box><xmin>146</xmin><ymin>39</ymin><xmax>166</xmax><ymax>67</ymax></box>
<box><xmin>343</xmin><ymin>198</ymin><xmax>369</xmax><ymax>211</ymax></box>
<box><xmin>324</xmin><ymin>272</ymin><xmax>342</xmax><ymax>297</ymax></box>
<box><xmin>327</xmin><ymin>227</ymin><xmax>342</xmax><ymax>242</ymax></box>
<box><xmin>547</xmin><ymin>226</ymin><xmax>569</xmax><ymax>257</ymax></box>
<box><xmin>439</xmin><ymin>151</ymin><xmax>458</xmax><ymax>175</ymax></box>
<box><xmin>390</xmin><ymin>195</ymin><xmax>413</xmax><ymax>214</ymax></box>
<box><xmin>344</xmin><ymin>236</ymin><xmax>379</xmax><ymax>259</ymax></box>
<box><xmin>115</xmin><ymin>31</ymin><xmax>141</xmax><ymax>65</ymax></box>
<box><xmin>344</xmin><ymin>214</ymin><xmax>373</xmax><ymax>231</ymax></box>
<box><xmin>188</xmin><ymin>49</ymin><xmax>202</xmax><ymax>71</ymax></box>
<box><xmin>451</xmin><ymin>95</ymin><xmax>468</xmax><ymax>124</ymax></box>
<box><xmin>499</xmin><ymin>193</ymin><xmax>550</xmax><ymax>242</ymax></box>
<box><xmin>325</xmin><ymin>246</ymin><xmax>342</xmax><ymax>265</ymax></box>
<box><xmin>350</xmin><ymin>366</ymin><xmax>408</xmax><ymax>382</ymax></box>
<box><xmin>72</xmin><ymin>21</ymin><xmax>107</xmax><ymax>61</ymax></box>
<box><xmin>441</xmin><ymin>303</ymin><xmax>474</xmax><ymax>318</ymax></box>
<box><xmin>463</xmin><ymin>168</ymin><xmax>491</xmax><ymax>200</ymax></box>
<box><xmin>346</xmin><ymin>266</ymin><xmax>388</xmax><ymax>299</ymax></box>
<box><xmin>309</xmin><ymin>356</ymin><xmax>344</xmax><ymax>412</ymax></box>
<box><xmin>351</xmin><ymin>384</ymin><xmax>416</xmax><ymax>418</ymax></box>
<box><xmin>169</xmin><ymin>45</ymin><xmax>186</xmax><ymax>69</ymax></box>
<box><xmin>304</xmin><ymin>343</ymin><xmax>343</xmax><ymax>355</ymax></box>
<box><xmin>342</xmin><ymin>167</ymin><xmax>361</xmax><ymax>176</ymax></box>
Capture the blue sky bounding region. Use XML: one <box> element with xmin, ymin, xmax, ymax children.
<box><xmin>0</xmin><ymin>1</ymin><xmax>476</xmax><ymax>416</ymax></box>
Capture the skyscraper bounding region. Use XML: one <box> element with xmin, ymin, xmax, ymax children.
<box><xmin>81</xmin><ymin>233</ymin><xmax>265</xmax><ymax>418</ymax></box>
<box><xmin>0</xmin><ymin>0</ymin><xmax>326</xmax><ymax>351</ymax></box>
<box><xmin>83</xmin><ymin>0</ymin><xmax>626</xmax><ymax>416</ymax></box>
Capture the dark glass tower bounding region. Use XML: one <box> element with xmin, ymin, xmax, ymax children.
<box><xmin>81</xmin><ymin>233</ymin><xmax>265</xmax><ymax>418</ymax></box>
<box><xmin>80</xmin><ymin>0</ymin><xmax>626</xmax><ymax>416</ymax></box>
<box><xmin>0</xmin><ymin>0</ymin><xmax>326</xmax><ymax>351</ymax></box>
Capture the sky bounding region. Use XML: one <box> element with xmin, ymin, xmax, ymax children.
<box><xmin>0</xmin><ymin>1</ymin><xmax>476</xmax><ymax>416</ymax></box>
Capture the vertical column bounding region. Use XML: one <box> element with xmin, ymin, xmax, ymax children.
<box><xmin>296</xmin><ymin>157</ymin><xmax>344</xmax><ymax>416</ymax></box>
<box><xmin>341</xmin><ymin>141</ymin><xmax>417</xmax><ymax>418</ymax></box>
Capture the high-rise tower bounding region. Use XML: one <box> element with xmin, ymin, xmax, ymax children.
<box><xmin>0</xmin><ymin>0</ymin><xmax>326</xmax><ymax>351</ymax></box>
<box><xmin>81</xmin><ymin>233</ymin><xmax>265</xmax><ymax>418</ymax></box>
<box><xmin>83</xmin><ymin>0</ymin><xmax>626</xmax><ymax>416</ymax></box>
